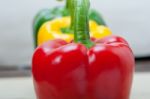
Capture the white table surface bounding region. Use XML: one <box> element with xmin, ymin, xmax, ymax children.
<box><xmin>0</xmin><ymin>73</ymin><xmax>150</xmax><ymax>99</ymax></box>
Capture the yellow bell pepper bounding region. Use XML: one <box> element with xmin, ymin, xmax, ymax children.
<box><xmin>38</xmin><ymin>17</ymin><xmax>112</xmax><ymax>45</ymax></box>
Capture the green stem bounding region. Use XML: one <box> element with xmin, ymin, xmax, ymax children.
<box><xmin>66</xmin><ymin>0</ymin><xmax>69</xmax><ymax>9</ymax></box>
<box><xmin>72</xmin><ymin>0</ymin><xmax>94</xmax><ymax>48</ymax></box>
<box><xmin>67</xmin><ymin>0</ymin><xmax>74</xmax><ymax>30</ymax></box>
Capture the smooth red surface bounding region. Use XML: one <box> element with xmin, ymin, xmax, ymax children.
<box><xmin>32</xmin><ymin>36</ymin><xmax>135</xmax><ymax>99</ymax></box>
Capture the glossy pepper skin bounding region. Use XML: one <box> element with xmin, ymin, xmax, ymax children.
<box><xmin>32</xmin><ymin>0</ymin><xmax>134</xmax><ymax>99</ymax></box>
<box><xmin>32</xmin><ymin>36</ymin><xmax>134</xmax><ymax>99</ymax></box>
<box><xmin>33</xmin><ymin>0</ymin><xmax>106</xmax><ymax>47</ymax></box>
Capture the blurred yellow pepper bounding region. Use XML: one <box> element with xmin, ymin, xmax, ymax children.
<box><xmin>38</xmin><ymin>17</ymin><xmax>112</xmax><ymax>45</ymax></box>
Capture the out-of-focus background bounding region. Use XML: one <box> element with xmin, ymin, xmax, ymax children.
<box><xmin>0</xmin><ymin>0</ymin><xmax>150</xmax><ymax>67</ymax></box>
<box><xmin>0</xmin><ymin>0</ymin><xmax>150</xmax><ymax>99</ymax></box>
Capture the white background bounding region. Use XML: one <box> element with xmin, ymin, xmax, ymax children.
<box><xmin>0</xmin><ymin>0</ymin><xmax>150</xmax><ymax>66</ymax></box>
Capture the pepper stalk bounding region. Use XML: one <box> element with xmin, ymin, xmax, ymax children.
<box><xmin>69</xmin><ymin>0</ymin><xmax>75</xmax><ymax>30</ymax></box>
<box><xmin>71</xmin><ymin>0</ymin><xmax>94</xmax><ymax>48</ymax></box>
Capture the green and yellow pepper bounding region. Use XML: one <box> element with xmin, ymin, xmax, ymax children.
<box><xmin>38</xmin><ymin>17</ymin><xmax>111</xmax><ymax>45</ymax></box>
<box><xmin>33</xmin><ymin>7</ymin><xmax>69</xmax><ymax>47</ymax></box>
<box><xmin>33</xmin><ymin>0</ymin><xmax>107</xmax><ymax>47</ymax></box>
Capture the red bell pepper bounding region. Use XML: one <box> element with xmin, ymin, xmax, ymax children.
<box><xmin>32</xmin><ymin>0</ymin><xmax>135</xmax><ymax>99</ymax></box>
